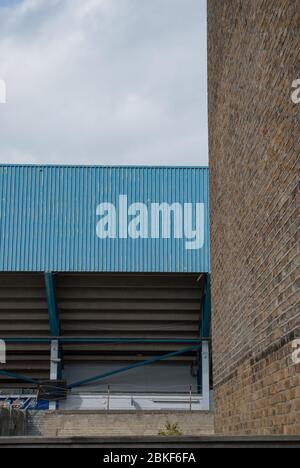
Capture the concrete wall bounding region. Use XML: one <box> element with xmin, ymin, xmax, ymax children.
<box><xmin>0</xmin><ymin>408</ymin><xmax>26</xmax><ymax>436</ymax></box>
<box><xmin>26</xmin><ymin>411</ymin><xmax>214</xmax><ymax>437</ymax></box>
<box><xmin>208</xmin><ymin>0</ymin><xmax>299</xmax><ymax>434</ymax></box>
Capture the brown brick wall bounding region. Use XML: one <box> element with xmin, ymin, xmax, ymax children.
<box><xmin>208</xmin><ymin>0</ymin><xmax>300</xmax><ymax>434</ymax></box>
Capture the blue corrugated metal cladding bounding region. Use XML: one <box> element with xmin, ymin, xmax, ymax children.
<box><xmin>0</xmin><ymin>166</ymin><xmax>210</xmax><ymax>273</ymax></box>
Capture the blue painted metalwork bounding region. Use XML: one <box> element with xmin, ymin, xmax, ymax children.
<box><xmin>44</xmin><ymin>273</ymin><xmax>60</xmax><ymax>336</ymax></box>
<box><xmin>44</xmin><ymin>273</ymin><xmax>63</xmax><ymax>378</ymax></box>
<box><xmin>198</xmin><ymin>273</ymin><xmax>212</xmax><ymax>394</ymax></box>
<box><xmin>68</xmin><ymin>345</ymin><xmax>202</xmax><ymax>389</ymax></box>
<box><xmin>0</xmin><ymin>165</ymin><xmax>210</xmax><ymax>273</ymax></box>
<box><xmin>0</xmin><ymin>337</ymin><xmax>209</xmax><ymax>344</ymax></box>
<box><xmin>0</xmin><ymin>344</ymin><xmax>203</xmax><ymax>392</ymax></box>
<box><xmin>0</xmin><ymin>369</ymin><xmax>39</xmax><ymax>385</ymax></box>
<box><xmin>201</xmin><ymin>274</ymin><xmax>212</xmax><ymax>338</ymax></box>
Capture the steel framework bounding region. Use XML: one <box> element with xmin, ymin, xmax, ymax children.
<box><xmin>0</xmin><ymin>272</ymin><xmax>212</xmax><ymax>410</ymax></box>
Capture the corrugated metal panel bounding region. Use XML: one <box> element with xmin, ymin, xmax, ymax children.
<box><xmin>0</xmin><ymin>165</ymin><xmax>210</xmax><ymax>273</ymax></box>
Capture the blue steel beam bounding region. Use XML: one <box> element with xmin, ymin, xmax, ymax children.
<box><xmin>44</xmin><ymin>273</ymin><xmax>60</xmax><ymax>336</ymax></box>
<box><xmin>202</xmin><ymin>274</ymin><xmax>211</xmax><ymax>338</ymax></box>
<box><xmin>44</xmin><ymin>273</ymin><xmax>62</xmax><ymax>378</ymax></box>
<box><xmin>68</xmin><ymin>344</ymin><xmax>201</xmax><ymax>389</ymax></box>
<box><xmin>0</xmin><ymin>370</ymin><xmax>39</xmax><ymax>385</ymax></box>
<box><xmin>0</xmin><ymin>337</ymin><xmax>208</xmax><ymax>344</ymax></box>
<box><xmin>198</xmin><ymin>274</ymin><xmax>212</xmax><ymax>394</ymax></box>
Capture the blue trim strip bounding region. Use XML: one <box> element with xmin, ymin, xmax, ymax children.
<box><xmin>0</xmin><ymin>338</ymin><xmax>208</xmax><ymax>344</ymax></box>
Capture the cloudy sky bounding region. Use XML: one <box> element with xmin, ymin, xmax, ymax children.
<box><xmin>0</xmin><ymin>0</ymin><xmax>208</xmax><ymax>166</ymax></box>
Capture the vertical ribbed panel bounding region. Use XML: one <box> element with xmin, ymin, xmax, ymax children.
<box><xmin>0</xmin><ymin>166</ymin><xmax>210</xmax><ymax>273</ymax></box>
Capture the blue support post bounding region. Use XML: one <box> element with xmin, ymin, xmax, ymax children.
<box><xmin>198</xmin><ymin>274</ymin><xmax>211</xmax><ymax>398</ymax></box>
<box><xmin>202</xmin><ymin>274</ymin><xmax>212</xmax><ymax>339</ymax></box>
<box><xmin>44</xmin><ymin>273</ymin><xmax>62</xmax><ymax>406</ymax></box>
<box><xmin>44</xmin><ymin>273</ymin><xmax>60</xmax><ymax>336</ymax></box>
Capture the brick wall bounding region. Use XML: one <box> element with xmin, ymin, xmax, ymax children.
<box><xmin>208</xmin><ymin>0</ymin><xmax>300</xmax><ymax>434</ymax></box>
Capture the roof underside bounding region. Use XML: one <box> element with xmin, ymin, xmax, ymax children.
<box><xmin>0</xmin><ymin>272</ymin><xmax>204</xmax><ymax>387</ymax></box>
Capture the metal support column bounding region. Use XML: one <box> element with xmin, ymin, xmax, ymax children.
<box><xmin>44</xmin><ymin>273</ymin><xmax>60</xmax><ymax>336</ymax></box>
<box><xmin>198</xmin><ymin>274</ymin><xmax>211</xmax><ymax>409</ymax></box>
<box><xmin>49</xmin><ymin>340</ymin><xmax>59</xmax><ymax>410</ymax></box>
<box><xmin>201</xmin><ymin>340</ymin><xmax>210</xmax><ymax>410</ymax></box>
<box><xmin>44</xmin><ymin>273</ymin><xmax>62</xmax><ymax>410</ymax></box>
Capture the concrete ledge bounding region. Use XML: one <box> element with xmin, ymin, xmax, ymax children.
<box><xmin>1</xmin><ymin>436</ymin><xmax>300</xmax><ymax>448</ymax></box>
<box><xmin>37</xmin><ymin>410</ymin><xmax>213</xmax><ymax>415</ymax></box>
<box><xmin>26</xmin><ymin>410</ymin><xmax>214</xmax><ymax>437</ymax></box>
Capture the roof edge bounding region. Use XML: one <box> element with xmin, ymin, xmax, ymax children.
<box><xmin>0</xmin><ymin>164</ymin><xmax>209</xmax><ymax>170</ymax></box>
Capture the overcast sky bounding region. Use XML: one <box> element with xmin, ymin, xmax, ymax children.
<box><xmin>0</xmin><ymin>0</ymin><xmax>208</xmax><ymax>166</ymax></box>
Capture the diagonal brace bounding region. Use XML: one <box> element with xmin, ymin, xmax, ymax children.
<box><xmin>0</xmin><ymin>369</ymin><xmax>39</xmax><ymax>385</ymax></box>
<box><xmin>68</xmin><ymin>344</ymin><xmax>201</xmax><ymax>389</ymax></box>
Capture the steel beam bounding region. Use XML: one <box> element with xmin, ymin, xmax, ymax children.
<box><xmin>62</xmin><ymin>337</ymin><xmax>207</xmax><ymax>344</ymax></box>
<box><xmin>202</xmin><ymin>274</ymin><xmax>211</xmax><ymax>338</ymax></box>
<box><xmin>198</xmin><ymin>274</ymin><xmax>211</xmax><ymax>402</ymax></box>
<box><xmin>0</xmin><ymin>337</ymin><xmax>208</xmax><ymax>344</ymax></box>
<box><xmin>0</xmin><ymin>370</ymin><xmax>39</xmax><ymax>385</ymax></box>
<box><xmin>44</xmin><ymin>273</ymin><xmax>60</xmax><ymax>336</ymax></box>
<box><xmin>201</xmin><ymin>340</ymin><xmax>210</xmax><ymax>410</ymax></box>
<box><xmin>44</xmin><ymin>273</ymin><xmax>63</xmax><ymax>403</ymax></box>
<box><xmin>49</xmin><ymin>340</ymin><xmax>59</xmax><ymax>410</ymax></box>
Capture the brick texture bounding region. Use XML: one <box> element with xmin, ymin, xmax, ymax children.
<box><xmin>26</xmin><ymin>411</ymin><xmax>214</xmax><ymax>437</ymax></box>
<box><xmin>208</xmin><ymin>0</ymin><xmax>300</xmax><ymax>434</ymax></box>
